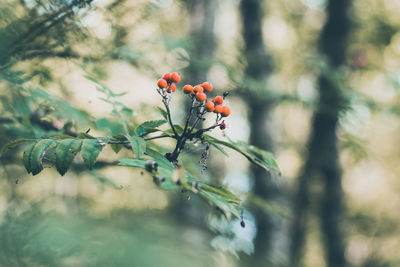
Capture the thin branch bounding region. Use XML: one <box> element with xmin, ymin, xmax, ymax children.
<box><xmin>163</xmin><ymin>97</ymin><xmax>178</xmax><ymax>138</ymax></box>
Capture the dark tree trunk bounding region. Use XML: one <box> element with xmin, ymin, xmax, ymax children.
<box><xmin>240</xmin><ymin>0</ymin><xmax>288</xmax><ymax>266</ymax></box>
<box><xmin>171</xmin><ymin>0</ymin><xmax>217</xmax><ymax>227</ymax></box>
<box><xmin>290</xmin><ymin>0</ymin><xmax>351</xmax><ymax>266</ymax></box>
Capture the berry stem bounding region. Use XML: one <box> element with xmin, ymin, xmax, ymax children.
<box><xmin>182</xmin><ymin>97</ymin><xmax>196</xmax><ymax>139</ymax></box>
<box><xmin>162</xmin><ymin>97</ymin><xmax>178</xmax><ymax>138</ymax></box>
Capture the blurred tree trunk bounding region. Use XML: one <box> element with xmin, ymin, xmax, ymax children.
<box><xmin>240</xmin><ymin>0</ymin><xmax>288</xmax><ymax>266</ymax></box>
<box><xmin>185</xmin><ymin>0</ymin><xmax>216</xmax><ymax>84</ymax></box>
<box><xmin>290</xmin><ymin>0</ymin><xmax>350</xmax><ymax>266</ymax></box>
<box><xmin>171</xmin><ymin>0</ymin><xmax>217</xmax><ymax>226</ymax></box>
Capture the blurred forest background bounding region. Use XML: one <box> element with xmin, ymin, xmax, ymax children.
<box><xmin>1</xmin><ymin>0</ymin><xmax>400</xmax><ymax>266</ymax></box>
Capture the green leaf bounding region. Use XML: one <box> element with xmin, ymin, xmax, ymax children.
<box><xmin>199</xmin><ymin>184</ymin><xmax>241</xmax><ymax>204</ymax></box>
<box><xmin>110</xmin><ymin>144</ymin><xmax>123</xmax><ymax>154</ymax></box>
<box><xmin>199</xmin><ymin>186</ymin><xmax>241</xmax><ymax>220</ymax></box>
<box><xmin>156</xmin><ymin>107</ymin><xmax>168</xmax><ymax>120</ymax></box>
<box><xmin>145</xmin><ymin>148</ymin><xmax>173</xmax><ymax>173</ymax></box>
<box><xmin>27</xmin><ymin>139</ymin><xmax>57</xmax><ymax>175</ymax></box>
<box><xmin>1</xmin><ymin>139</ymin><xmax>34</xmax><ymax>155</ymax></box>
<box><xmin>203</xmin><ymin>136</ymin><xmax>229</xmax><ymax>157</ymax></box>
<box><xmin>127</xmin><ymin>136</ymin><xmax>146</xmax><ymax>158</ymax></box>
<box><xmin>118</xmin><ymin>158</ymin><xmax>148</xmax><ymax>169</ymax></box>
<box><xmin>81</xmin><ymin>138</ymin><xmax>107</xmax><ymax>169</ymax></box>
<box><xmin>120</xmin><ymin>106</ymin><xmax>133</xmax><ymax>116</ymax></box>
<box><xmin>238</xmin><ymin>142</ymin><xmax>281</xmax><ymax>176</ymax></box>
<box><xmin>55</xmin><ymin>139</ymin><xmax>83</xmax><ymax>176</ymax></box>
<box><xmin>134</xmin><ymin>120</ymin><xmax>167</xmax><ymax>137</ymax></box>
<box><xmin>203</xmin><ymin>134</ymin><xmax>280</xmax><ymax>176</ymax></box>
<box><xmin>139</xmin><ymin>120</ymin><xmax>167</xmax><ymax>128</ymax></box>
<box><xmin>77</xmin><ymin>132</ymin><xmax>96</xmax><ymax>139</ymax></box>
<box><xmin>23</xmin><ymin>141</ymin><xmax>39</xmax><ymax>174</ymax></box>
<box><xmin>111</xmin><ymin>134</ymin><xmax>128</xmax><ymax>141</ymax></box>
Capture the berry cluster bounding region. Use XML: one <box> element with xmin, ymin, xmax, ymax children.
<box><xmin>157</xmin><ymin>72</ymin><xmax>181</xmax><ymax>93</ymax></box>
<box><xmin>156</xmin><ymin>72</ymin><xmax>231</xmax><ymax>162</ymax></box>
<box><xmin>181</xmin><ymin>83</ymin><xmax>230</xmax><ymax>117</ymax></box>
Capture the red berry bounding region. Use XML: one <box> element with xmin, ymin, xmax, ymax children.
<box><xmin>194</xmin><ymin>85</ymin><xmax>204</xmax><ymax>93</ymax></box>
<box><xmin>214</xmin><ymin>105</ymin><xmax>223</xmax><ymax>114</ymax></box>
<box><xmin>201</xmin><ymin>82</ymin><xmax>213</xmax><ymax>93</ymax></box>
<box><xmin>221</xmin><ymin>106</ymin><xmax>230</xmax><ymax>117</ymax></box>
<box><xmin>219</xmin><ymin>122</ymin><xmax>226</xmax><ymax>130</ymax></box>
<box><xmin>212</xmin><ymin>96</ymin><xmax>223</xmax><ymax>105</ymax></box>
<box><xmin>205</xmin><ymin>101</ymin><xmax>215</xmax><ymax>112</ymax></box>
<box><xmin>157</xmin><ymin>79</ymin><xmax>168</xmax><ymax>89</ymax></box>
<box><xmin>183</xmin><ymin>84</ymin><xmax>194</xmax><ymax>94</ymax></box>
<box><xmin>162</xmin><ymin>73</ymin><xmax>171</xmax><ymax>81</ymax></box>
<box><xmin>169</xmin><ymin>83</ymin><xmax>176</xmax><ymax>92</ymax></box>
<box><xmin>171</xmin><ymin>72</ymin><xmax>181</xmax><ymax>83</ymax></box>
<box><xmin>195</xmin><ymin>92</ymin><xmax>207</xmax><ymax>102</ymax></box>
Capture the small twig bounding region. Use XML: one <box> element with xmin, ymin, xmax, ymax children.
<box><xmin>182</xmin><ymin>97</ymin><xmax>196</xmax><ymax>138</ymax></box>
<box><xmin>162</xmin><ymin>96</ymin><xmax>178</xmax><ymax>138</ymax></box>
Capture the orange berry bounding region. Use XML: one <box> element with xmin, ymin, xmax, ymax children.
<box><xmin>171</xmin><ymin>72</ymin><xmax>181</xmax><ymax>83</ymax></box>
<box><xmin>194</xmin><ymin>85</ymin><xmax>204</xmax><ymax>93</ymax></box>
<box><xmin>205</xmin><ymin>101</ymin><xmax>215</xmax><ymax>112</ymax></box>
<box><xmin>162</xmin><ymin>73</ymin><xmax>171</xmax><ymax>81</ymax></box>
<box><xmin>195</xmin><ymin>92</ymin><xmax>207</xmax><ymax>102</ymax></box>
<box><xmin>201</xmin><ymin>82</ymin><xmax>213</xmax><ymax>93</ymax></box>
<box><xmin>212</xmin><ymin>96</ymin><xmax>223</xmax><ymax>105</ymax></box>
<box><xmin>157</xmin><ymin>79</ymin><xmax>168</xmax><ymax>89</ymax></box>
<box><xmin>183</xmin><ymin>84</ymin><xmax>194</xmax><ymax>94</ymax></box>
<box><xmin>169</xmin><ymin>83</ymin><xmax>176</xmax><ymax>92</ymax></box>
<box><xmin>221</xmin><ymin>106</ymin><xmax>231</xmax><ymax>117</ymax></box>
<box><xmin>214</xmin><ymin>105</ymin><xmax>223</xmax><ymax>114</ymax></box>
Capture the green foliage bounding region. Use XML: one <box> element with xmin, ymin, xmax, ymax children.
<box><xmin>55</xmin><ymin>139</ymin><xmax>82</xmax><ymax>176</ymax></box>
<box><xmin>2</xmin><ymin>72</ymin><xmax>280</xmax><ymax>221</ymax></box>
<box><xmin>127</xmin><ymin>136</ymin><xmax>147</xmax><ymax>158</ymax></box>
<box><xmin>204</xmin><ymin>134</ymin><xmax>281</xmax><ymax>176</ymax></box>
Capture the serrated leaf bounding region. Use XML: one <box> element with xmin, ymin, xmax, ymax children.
<box><xmin>81</xmin><ymin>139</ymin><xmax>106</xmax><ymax>169</ymax></box>
<box><xmin>203</xmin><ymin>136</ymin><xmax>229</xmax><ymax>157</ymax></box>
<box><xmin>239</xmin><ymin>142</ymin><xmax>281</xmax><ymax>176</ymax></box>
<box><xmin>118</xmin><ymin>158</ymin><xmax>148</xmax><ymax>168</ymax></box>
<box><xmin>111</xmin><ymin>134</ymin><xmax>128</xmax><ymax>141</ymax></box>
<box><xmin>199</xmin><ymin>184</ymin><xmax>241</xmax><ymax>204</ymax></box>
<box><xmin>77</xmin><ymin>132</ymin><xmax>96</xmax><ymax>139</ymax></box>
<box><xmin>156</xmin><ymin>107</ymin><xmax>168</xmax><ymax>120</ymax></box>
<box><xmin>23</xmin><ymin>141</ymin><xmax>39</xmax><ymax>174</ymax></box>
<box><xmin>55</xmin><ymin>139</ymin><xmax>83</xmax><ymax>176</ymax></box>
<box><xmin>199</xmin><ymin>188</ymin><xmax>241</xmax><ymax>220</ymax></box>
<box><xmin>29</xmin><ymin>139</ymin><xmax>57</xmax><ymax>175</ymax></box>
<box><xmin>134</xmin><ymin>120</ymin><xmax>167</xmax><ymax>137</ymax></box>
<box><xmin>127</xmin><ymin>136</ymin><xmax>146</xmax><ymax>158</ymax></box>
<box><xmin>110</xmin><ymin>144</ymin><xmax>123</xmax><ymax>154</ymax></box>
<box><xmin>1</xmin><ymin>139</ymin><xmax>34</xmax><ymax>155</ymax></box>
<box><xmin>145</xmin><ymin>148</ymin><xmax>173</xmax><ymax>173</ymax></box>
<box><xmin>203</xmin><ymin>134</ymin><xmax>280</xmax><ymax>176</ymax></box>
<box><xmin>139</xmin><ymin>120</ymin><xmax>167</xmax><ymax>128</ymax></box>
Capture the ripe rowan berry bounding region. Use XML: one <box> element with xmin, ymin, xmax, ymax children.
<box><xmin>168</xmin><ymin>83</ymin><xmax>176</xmax><ymax>93</ymax></box>
<box><xmin>212</xmin><ymin>96</ymin><xmax>223</xmax><ymax>105</ymax></box>
<box><xmin>201</xmin><ymin>82</ymin><xmax>213</xmax><ymax>93</ymax></box>
<box><xmin>194</xmin><ymin>85</ymin><xmax>204</xmax><ymax>93</ymax></box>
<box><xmin>157</xmin><ymin>79</ymin><xmax>168</xmax><ymax>89</ymax></box>
<box><xmin>171</xmin><ymin>72</ymin><xmax>181</xmax><ymax>83</ymax></box>
<box><xmin>205</xmin><ymin>101</ymin><xmax>215</xmax><ymax>112</ymax></box>
<box><xmin>195</xmin><ymin>92</ymin><xmax>207</xmax><ymax>102</ymax></box>
<box><xmin>221</xmin><ymin>106</ymin><xmax>231</xmax><ymax>117</ymax></box>
<box><xmin>214</xmin><ymin>105</ymin><xmax>223</xmax><ymax>114</ymax></box>
<box><xmin>183</xmin><ymin>84</ymin><xmax>194</xmax><ymax>94</ymax></box>
<box><xmin>162</xmin><ymin>73</ymin><xmax>171</xmax><ymax>81</ymax></box>
<box><xmin>219</xmin><ymin>122</ymin><xmax>226</xmax><ymax>130</ymax></box>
